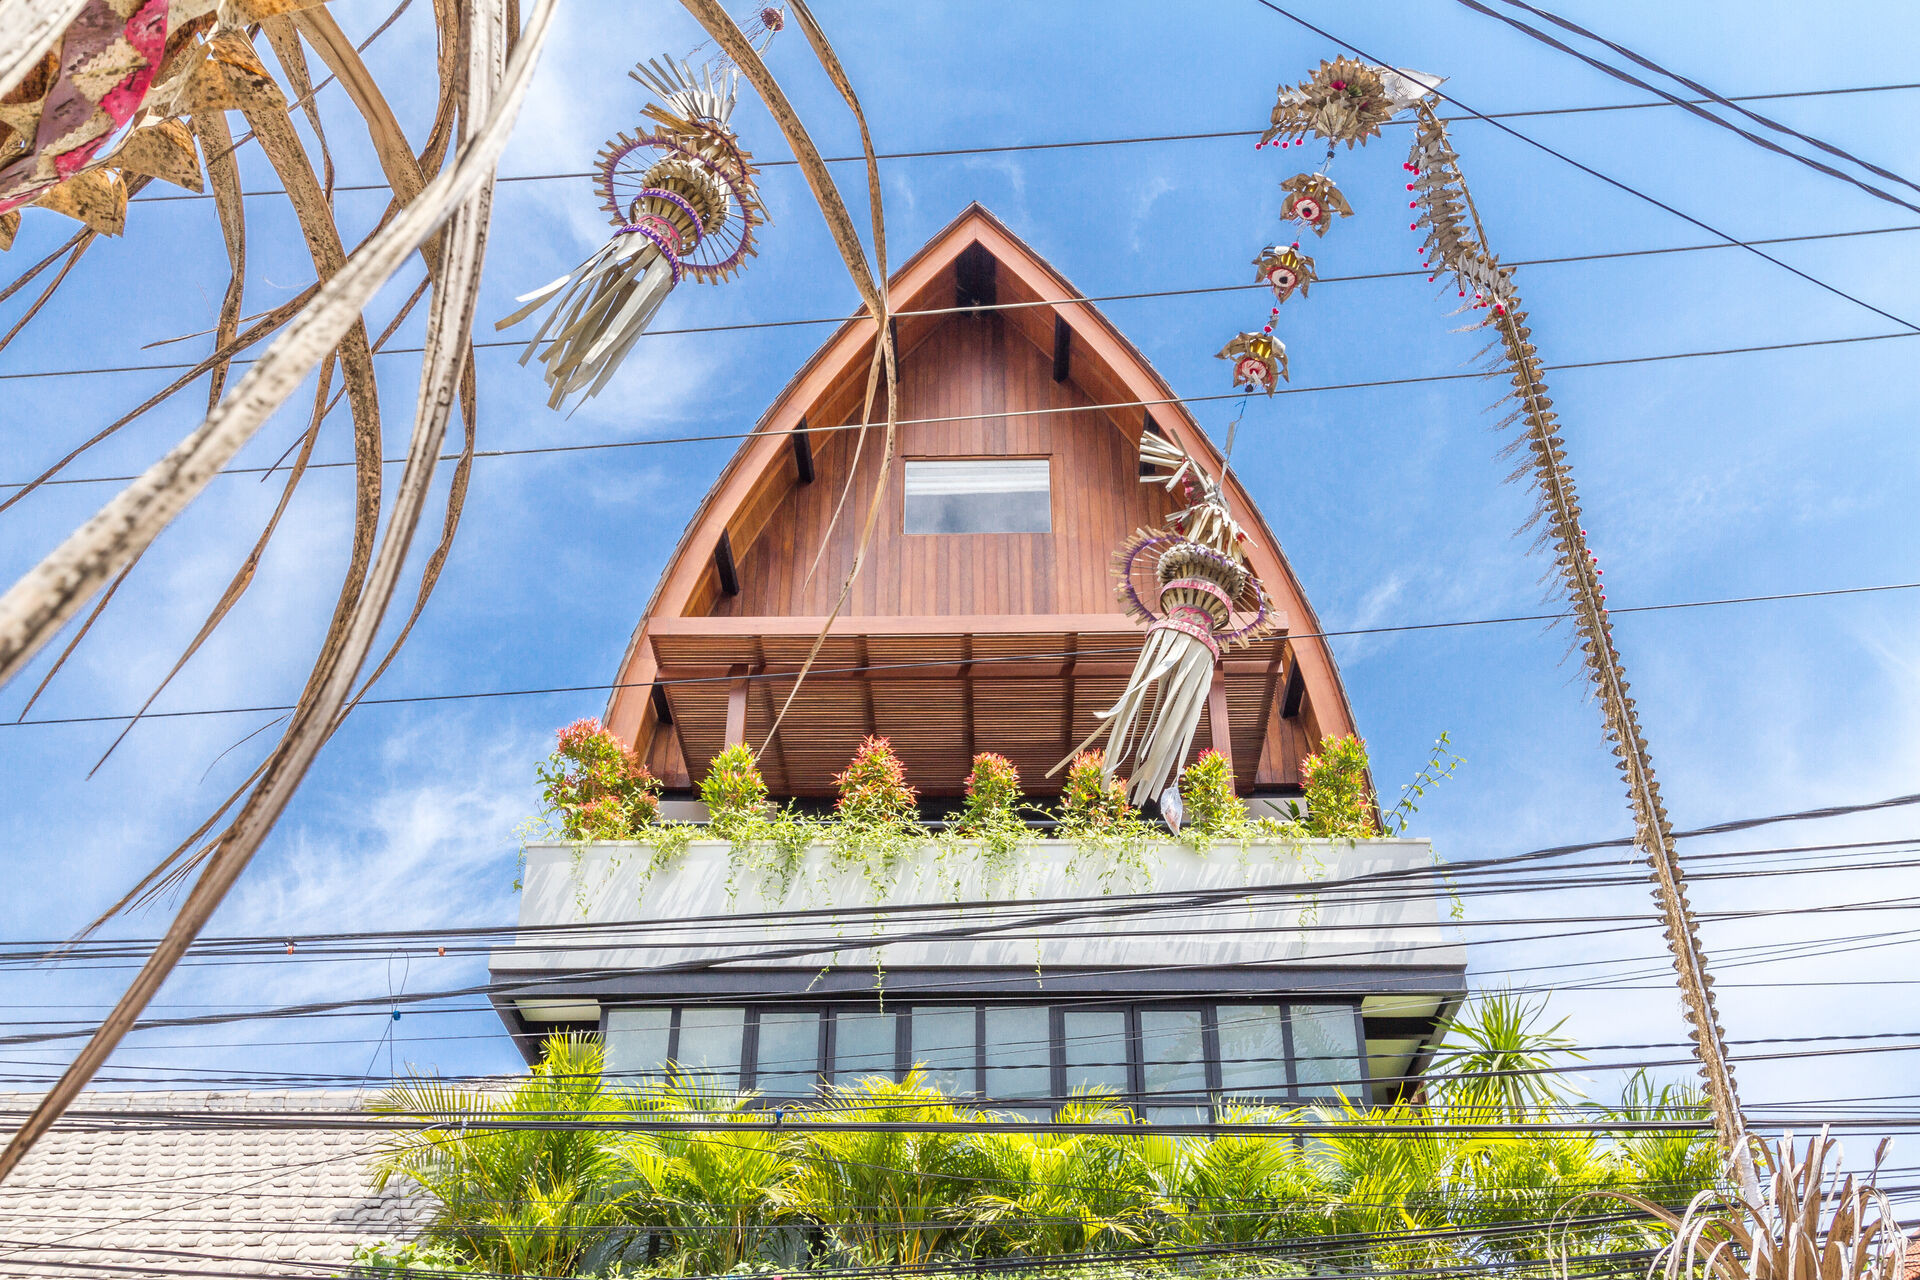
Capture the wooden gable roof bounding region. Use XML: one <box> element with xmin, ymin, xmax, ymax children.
<box><xmin>605</xmin><ymin>205</ymin><xmax>1358</xmax><ymax>797</ymax></box>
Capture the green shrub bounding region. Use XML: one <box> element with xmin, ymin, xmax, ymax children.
<box><xmin>833</xmin><ymin>735</ymin><xmax>918</xmax><ymax>828</ymax></box>
<box><xmin>1058</xmin><ymin>750</ymin><xmax>1131</xmax><ymax>831</ymax></box>
<box><xmin>700</xmin><ymin>743</ymin><xmax>771</xmax><ymax>842</ymax></box>
<box><xmin>536</xmin><ymin>718</ymin><xmax>662</xmax><ymax>840</ymax></box>
<box><xmin>1299</xmin><ymin>733</ymin><xmax>1375</xmax><ymax>838</ymax></box>
<box><xmin>1177</xmin><ymin>748</ymin><xmax>1241</xmax><ymax>838</ymax></box>
<box><xmin>955</xmin><ymin>752</ymin><xmax>1022</xmax><ymax>832</ymax></box>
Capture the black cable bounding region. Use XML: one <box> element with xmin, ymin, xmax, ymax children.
<box><xmin>107</xmin><ymin>78</ymin><xmax>1920</xmax><ymax>206</ymax></box>
<box><xmin>1454</xmin><ymin>0</ymin><xmax>1920</xmax><ymax>214</ymax></box>
<box><xmin>8</xmin><ymin>578</ymin><xmax>1917</xmax><ymax>729</ymax></box>
<box><xmin>1247</xmin><ymin>0</ymin><xmax>1920</xmax><ymax>334</ymax></box>
<box><xmin>1481</xmin><ymin>1</ymin><xmax>1920</xmax><ymax>200</ymax></box>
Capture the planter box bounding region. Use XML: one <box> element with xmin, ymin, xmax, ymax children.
<box><xmin>498</xmin><ymin>837</ymin><xmax>1464</xmax><ymax>978</ymax></box>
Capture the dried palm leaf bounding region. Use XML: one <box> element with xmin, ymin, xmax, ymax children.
<box><xmin>0</xmin><ymin>0</ymin><xmax>552</xmax><ymax>1188</ymax></box>
<box><xmin>1405</xmin><ymin>95</ymin><xmax>1759</xmax><ymax>1197</ymax></box>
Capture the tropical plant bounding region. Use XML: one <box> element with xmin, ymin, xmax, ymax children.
<box><xmin>1058</xmin><ymin>750</ymin><xmax>1132</xmax><ymax>833</ymax></box>
<box><xmin>607</xmin><ymin>1073</ymin><xmax>794</xmax><ymax>1275</ymax></box>
<box><xmin>834</xmin><ymin>736</ymin><xmax>919</xmax><ymax>828</ymax></box>
<box><xmin>1176</xmin><ymin>749</ymin><xmax>1241</xmax><ymax>840</ymax></box>
<box><xmin>1427</xmin><ymin>989</ymin><xmax>1581</xmax><ymax>1123</ymax></box>
<box><xmin>776</xmin><ymin>1071</ymin><xmax>991</xmax><ymax>1266</ymax></box>
<box><xmin>699</xmin><ymin>743</ymin><xmax>771</xmax><ymax>842</ymax></box>
<box><xmin>953</xmin><ymin>753</ymin><xmax>1023</xmax><ymax>835</ymax></box>
<box><xmin>970</xmin><ymin>1098</ymin><xmax>1169</xmax><ymax>1255</ymax></box>
<box><xmin>367</xmin><ymin>1035</ymin><xmax>641</xmax><ymax>1278</ymax></box>
<box><xmin>1298</xmin><ymin>733</ymin><xmax>1375</xmax><ymax>838</ymax></box>
<box><xmin>1383</xmin><ymin>731</ymin><xmax>1464</xmax><ymax>835</ymax></box>
<box><xmin>537</xmin><ymin>719</ymin><xmax>664</xmax><ymax>840</ymax></box>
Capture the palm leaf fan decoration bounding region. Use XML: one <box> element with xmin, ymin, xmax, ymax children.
<box><xmin>496</xmin><ymin>50</ymin><xmax>767</xmax><ymax>409</ymax></box>
<box><xmin>1055</xmin><ymin>433</ymin><xmax>1276</xmax><ymax>807</ymax></box>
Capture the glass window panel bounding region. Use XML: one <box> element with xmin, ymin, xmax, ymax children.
<box><xmin>1217</xmin><ymin>1005</ymin><xmax>1289</xmax><ymax>1098</ymax></box>
<box><xmin>832</xmin><ymin>1009</ymin><xmax>898</xmax><ymax>1083</ymax></box>
<box><xmin>1291</xmin><ymin>1003</ymin><xmax>1363</xmax><ymax>1099</ymax></box>
<box><xmin>674</xmin><ymin>1007</ymin><xmax>745</xmax><ymax>1090</ymax></box>
<box><xmin>1144</xmin><ymin>1104</ymin><xmax>1209</xmax><ymax>1125</ymax></box>
<box><xmin>1140</xmin><ymin>1009</ymin><xmax>1207</xmax><ymax>1096</ymax></box>
<box><xmin>1062</xmin><ymin>1011</ymin><xmax>1129</xmax><ymax>1100</ymax></box>
<box><xmin>903</xmin><ymin>459</ymin><xmax>1051</xmax><ymax>534</ymax></box>
<box><xmin>984</xmin><ymin>1007</ymin><xmax>1051</xmax><ymax>1099</ymax></box>
<box><xmin>604</xmin><ymin>1007</ymin><xmax>672</xmax><ymax>1079</ymax></box>
<box><xmin>755</xmin><ymin>1010</ymin><xmax>822</xmax><ymax>1099</ymax></box>
<box><xmin>910</xmin><ymin>1006</ymin><xmax>977</xmax><ymax>1097</ymax></box>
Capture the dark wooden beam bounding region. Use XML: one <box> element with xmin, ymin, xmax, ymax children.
<box><xmin>955</xmin><ymin>241</ymin><xmax>996</xmax><ymax>309</ymax></box>
<box><xmin>791</xmin><ymin>419</ymin><xmax>814</xmax><ymax>484</ymax></box>
<box><xmin>1279</xmin><ymin>659</ymin><xmax>1305</xmax><ymax>719</ymax></box>
<box><xmin>724</xmin><ymin>664</ymin><xmax>750</xmax><ymax>748</ymax></box>
<box><xmin>1206</xmin><ymin>666</ymin><xmax>1233</xmax><ymax>778</ymax></box>
<box><xmin>1051</xmin><ymin>314</ymin><xmax>1072</xmax><ymax>383</ymax></box>
<box><xmin>650</xmin><ymin>684</ymin><xmax>673</xmax><ymax>727</ymax></box>
<box><xmin>714</xmin><ymin>530</ymin><xmax>739</xmax><ymax>597</ymax></box>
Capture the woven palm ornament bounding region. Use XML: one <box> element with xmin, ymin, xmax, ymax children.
<box><xmin>497</xmin><ymin>50</ymin><xmax>768</xmax><ymax>409</ymax></box>
<box><xmin>0</xmin><ymin>0</ymin><xmax>224</xmax><ymax>245</ymax></box>
<box><xmin>1057</xmin><ymin>433</ymin><xmax>1276</xmax><ymax>807</ymax></box>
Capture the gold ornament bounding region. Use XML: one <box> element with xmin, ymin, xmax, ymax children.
<box><xmin>1280</xmin><ymin>172</ymin><xmax>1353</xmax><ymax>237</ymax></box>
<box><xmin>1252</xmin><ymin>244</ymin><xmax>1316</xmax><ymax>303</ymax></box>
<box><xmin>1217</xmin><ymin>331</ymin><xmax>1287</xmax><ymax>394</ymax></box>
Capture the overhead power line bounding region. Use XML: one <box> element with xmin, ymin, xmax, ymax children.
<box><xmin>1248</xmin><ymin>0</ymin><xmax>1920</xmax><ymax>334</ymax></box>
<box><xmin>1455</xmin><ymin>0</ymin><xmax>1920</xmax><ymax>215</ymax></box>
<box><xmin>113</xmin><ymin>80</ymin><xmax>1920</xmax><ymax>204</ymax></box>
<box><xmin>7</xmin><ymin>578</ymin><xmax>1916</xmax><ymax>729</ymax></box>
<box><xmin>8</xmin><ymin>221</ymin><xmax>1920</xmax><ymax>388</ymax></box>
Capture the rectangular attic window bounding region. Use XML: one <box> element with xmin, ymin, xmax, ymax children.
<box><xmin>903</xmin><ymin>458</ymin><xmax>1051</xmax><ymax>534</ymax></box>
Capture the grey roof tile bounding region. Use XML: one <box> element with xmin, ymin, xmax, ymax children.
<box><xmin>0</xmin><ymin>1090</ymin><xmax>428</xmax><ymax>1278</ymax></box>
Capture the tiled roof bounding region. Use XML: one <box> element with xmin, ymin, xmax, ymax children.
<box><xmin>0</xmin><ymin>1090</ymin><xmax>424</xmax><ymax>1278</ymax></box>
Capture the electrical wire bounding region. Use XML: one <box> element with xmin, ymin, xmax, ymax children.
<box><xmin>104</xmin><ymin>79</ymin><xmax>1920</xmax><ymax>207</ymax></box>
<box><xmin>1247</xmin><ymin>0</ymin><xmax>1920</xmax><ymax>333</ymax></box>
<box><xmin>1453</xmin><ymin>0</ymin><xmax>1920</xmax><ymax>215</ymax></box>
<box><xmin>6</xmin><ymin>578</ymin><xmax>1916</xmax><ymax>729</ymax></box>
<box><xmin>9</xmin><ymin>242</ymin><xmax>1920</xmax><ymax>388</ymax></box>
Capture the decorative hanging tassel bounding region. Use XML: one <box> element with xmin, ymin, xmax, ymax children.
<box><xmin>1053</xmin><ymin>436</ymin><xmax>1276</xmax><ymax>807</ymax></box>
<box><xmin>497</xmin><ymin>54</ymin><xmax>765</xmax><ymax>410</ymax></box>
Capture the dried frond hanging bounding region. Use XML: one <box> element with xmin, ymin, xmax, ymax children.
<box><xmin>1617</xmin><ymin>1130</ymin><xmax>1907</xmax><ymax>1280</ymax></box>
<box><xmin>1395</xmin><ymin>91</ymin><xmax>1759</xmax><ymax>1195</ymax></box>
<box><xmin>1217</xmin><ymin>329</ymin><xmax>1286</xmax><ymax>393</ymax></box>
<box><xmin>1253</xmin><ymin>243</ymin><xmax>1315</xmax><ymax>303</ymax></box>
<box><xmin>1259</xmin><ymin>56</ymin><xmax>1440</xmax><ymax>149</ymax></box>
<box><xmin>1280</xmin><ymin>171</ymin><xmax>1352</xmax><ymax>236</ymax></box>
<box><xmin>496</xmin><ymin>49</ymin><xmax>767</xmax><ymax>409</ymax></box>
<box><xmin>1054</xmin><ymin>434</ymin><xmax>1275</xmax><ymax>808</ymax></box>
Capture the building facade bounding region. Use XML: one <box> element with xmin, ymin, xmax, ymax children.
<box><xmin>491</xmin><ymin>206</ymin><xmax>1465</xmax><ymax>1115</ymax></box>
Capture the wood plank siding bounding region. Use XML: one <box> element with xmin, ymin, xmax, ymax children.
<box><xmin>607</xmin><ymin>205</ymin><xmax>1359</xmax><ymax>800</ymax></box>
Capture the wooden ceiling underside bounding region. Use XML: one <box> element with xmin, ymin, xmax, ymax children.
<box><xmin>652</xmin><ymin>621</ymin><xmax>1289</xmax><ymax>797</ymax></box>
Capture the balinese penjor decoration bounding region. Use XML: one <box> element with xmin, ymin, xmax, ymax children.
<box><xmin>497</xmin><ymin>53</ymin><xmax>768</xmax><ymax>409</ymax></box>
<box><xmin>1056</xmin><ymin>433</ymin><xmax>1275</xmax><ymax>808</ymax></box>
<box><xmin>1280</xmin><ymin>172</ymin><xmax>1351</xmax><ymax>236</ymax></box>
<box><xmin>1218</xmin><ymin>330</ymin><xmax>1286</xmax><ymax>393</ymax></box>
<box><xmin>1259</xmin><ymin>56</ymin><xmax>1442</xmax><ymax>150</ymax></box>
<box><xmin>1253</xmin><ymin>243</ymin><xmax>1315</xmax><ymax>303</ymax></box>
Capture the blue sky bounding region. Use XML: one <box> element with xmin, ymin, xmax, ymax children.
<box><xmin>1</xmin><ymin>0</ymin><xmax>1916</xmax><ymax>1160</ymax></box>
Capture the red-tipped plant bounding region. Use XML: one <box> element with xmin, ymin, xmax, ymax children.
<box><xmin>536</xmin><ymin>717</ymin><xmax>662</xmax><ymax>839</ymax></box>
<box><xmin>834</xmin><ymin>736</ymin><xmax>918</xmax><ymax>828</ymax></box>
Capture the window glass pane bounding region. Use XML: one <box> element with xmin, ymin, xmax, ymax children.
<box><xmin>1291</xmin><ymin>1003</ymin><xmax>1362</xmax><ymax>1099</ymax></box>
<box><xmin>604</xmin><ymin>1007</ymin><xmax>671</xmax><ymax>1079</ymax></box>
<box><xmin>1217</xmin><ymin>1005</ymin><xmax>1289</xmax><ymax>1098</ymax></box>
<box><xmin>984</xmin><ymin>1007</ymin><xmax>1050</xmax><ymax>1100</ymax></box>
<box><xmin>911</xmin><ymin>1006</ymin><xmax>977</xmax><ymax>1097</ymax></box>
<box><xmin>674</xmin><ymin>1007</ymin><xmax>745</xmax><ymax>1090</ymax></box>
<box><xmin>832</xmin><ymin>1009</ymin><xmax>898</xmax><ymax>1083</ymax></box>
<box><xmin>1140</xmin><ymin>1009</ymin><xmax>1207</xmax><ymax>1096</ymax></box>
<box><xmin>1062</xmin><ymin>1011</ymin><xmax>1129</xmax><ymax>1100</ymax></box>
<box><xmin>755</xmin><ymin>1010</ymin><xmax>822</xmax><ymax>1099</ymax></box>
<box><xmin>904</xmin><ymin>459</ymin><xmax>1051</xmax><ymax>534</ymax></box>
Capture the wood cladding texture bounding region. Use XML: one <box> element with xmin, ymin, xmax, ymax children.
<box><xmin>708</xmin><ymin>311</ymin><xmax>1171</xmax><ymax>620</ymax></box>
